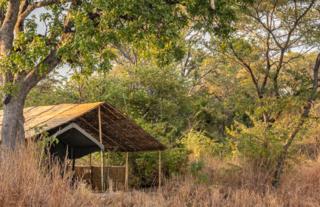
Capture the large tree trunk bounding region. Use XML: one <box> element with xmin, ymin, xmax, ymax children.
<box><xmin>1</xmin><ymin>94</ymin><xmax>26</xmax><ymax>149</ymax></box>
<box><xmin>0</xmin><ymin>1</ymin><xmax>21</xmax><ymax>149</ymax></box>
<box><xmin>0</xmin><ymin>1</ymin><xmax>61</xmax><ymax>150</ymax></box>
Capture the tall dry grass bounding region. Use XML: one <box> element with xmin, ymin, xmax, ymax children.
<box><xmin>0</xmin><ymin>144</ymin><xmax>101</xmax><ymax>207</ymax></box>
<box><xmin>102</xmin><ymin>157</ymin><xmax>320</xmax><ymax>207</ymax></box>
<box><xmin>1</xmin><ymin>144</ymin><xmax>320</xmax><ymax>207</ymax></box>
<box><xmin>101</xmin><ymin>181</ymin><xmax>281</xmax><ymax>207</ymax></box>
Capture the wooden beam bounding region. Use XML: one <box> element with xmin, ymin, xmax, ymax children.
<box><xmin>98</xmin><ymin>111</ymin><xmax>141</xmax><ymax>151</ymax></box>
<box><xmin>101</xmin><ymin>103</ymin><xmax>159</xmax><ymax>145</ymax></box>
<box><xmin>101</xmin><ymin>103</ymin><xmax>122</xmax><ymax>119</ymax></box>
<box><xmin>99</xmin><ymin>111</ymin><xmax>164</xmax><ymax>151</ymax></box>
<box><xmin>52</xmin><ymin>122</ymin><xmax>104</xmax><ymax>150</ymax></box>
<box><xmin>77</xmin><ymin>117</ymin><xmax>128</xmax><ymax>151</ymax></box>
<box><xmin>158</xmin><ymin>151</ymin><xmax>162</xmax><ymax>190</ymax></box>
<box><xmin>124</xmin><ymin>152</ymin><xmax>129</xmax><ymax>191</ymax></box>
<box><xmin>98</xmin><ymin>106</ymin><xmax>105</xmax><ymax>192</ymax></box>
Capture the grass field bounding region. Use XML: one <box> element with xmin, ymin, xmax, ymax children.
<box><xmin>1</xmin><ymin>145</ymin><xmax>319</xmax><ymax>207</ymax></box>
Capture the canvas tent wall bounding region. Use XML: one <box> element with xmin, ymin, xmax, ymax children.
<box><xmin>50</xmin><ymin>123</ymin><xmax>105</xmax><ymax>159</ymax></box>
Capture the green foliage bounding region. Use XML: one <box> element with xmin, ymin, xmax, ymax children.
<box><xmin>22</xmin><ymin>0</ymin><xmax>320</xmax><ymax>187</ymax></box>
<box><xmin>189</xmin><ymin>160</ymin><xmax>210</xmax><ymax>184</ymax></box>
<box><xmin>129</xmin><ymin>149</ymin><xmax>188</xmax><ymax>187</ymax></box>
<box><xmin>190</xmin><ymin>160</ymin><xmax>204</xmax><ymax>176</ymax></box>
<box><xmin>163</xmin><ymin>148</ymin><xmax>189</xmax><ymax>176</ymax></box>
<box><xmin>181</xmin><ymin>130</ymin><xmax>215</xmax><ymax>159</ymax></box>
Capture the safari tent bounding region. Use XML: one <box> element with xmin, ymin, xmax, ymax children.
<box><xmin>0</xmin><ymin>102</ymin><xmax>165</xmax><ymax>191</ymax></box>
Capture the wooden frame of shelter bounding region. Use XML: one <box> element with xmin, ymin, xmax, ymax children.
<box><xmin>0</xmin><ymin>102</ymin><xmax>166</xmax><ymax>191</ymax></box>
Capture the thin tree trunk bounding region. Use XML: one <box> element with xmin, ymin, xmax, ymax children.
<box><xmin>272</xmin><ymin>53</ymin><xmax>320</xmax><ymax>187</ymax></box>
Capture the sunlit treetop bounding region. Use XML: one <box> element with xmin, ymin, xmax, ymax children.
<box><xmin>0</xmin><ymin>0</ymin><xmax>244</xmax><ymax>79</ymax></box>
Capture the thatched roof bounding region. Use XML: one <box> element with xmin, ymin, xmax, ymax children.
<box><xmin>0</xmin><ymin>102</ymin><xmax>165</xmax><ymax>152</ymax></box>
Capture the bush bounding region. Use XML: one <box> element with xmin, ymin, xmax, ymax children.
<box><xmin>129</xmin><ymin>148</ymin><xmax>188</xmax><ymax>188</ymax></box>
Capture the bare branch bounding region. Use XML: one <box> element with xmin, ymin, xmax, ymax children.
<box><xmin>21</xmin><ymin>48</ymin><xmax>60</xmax><ymax>96</ymax></box>
<box><xmin>283</xmin><ymin>0</ymin><xmax>315</xmax><ymax>49</ymax></box>
<box><xmin>16</xmin><ymin>0</ymin><xmax>64</xmax><ymax>33</ymax></box>
<box><xmin>113</xmin><ymin>43</ymin><xmax>138</xmax><ymax>65</ymax></box>
<box><xmin>249</xmin><ymin>10</ymin><xmax>283</xmax><ymax>49</ymax></box>
<box><xmin>261</xmin><ymin>32</ymin><xmax>271</xmax><ymax>92</ymax></box>
<box><xmin>264</xmin><ymin>0</ymin><xmax>315</xmax><ymax>96</ymax></box>
<box><xmin>20</xmin><ymin>0</ymin><xmax>61</xmax><ymax>18</ymax></box>
<box><xmin>229</xmin><ymin>44</ymin><xmax>262</xmax><ymax>98</ymax></box>
<box><xmin>14</xmin><ymin>0</ymin><xmax>29</xmax><ymax>33</ymax></box>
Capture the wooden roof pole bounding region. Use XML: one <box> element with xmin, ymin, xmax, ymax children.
<box><xmin>76</xmin><ymin>117</ymin><xmax>127</xmax><ymax>151</ymax></box>
<box><xmin>98</xmin><ymin>106</ymin><xmax>105</xmax><ymax>192</ymax></box>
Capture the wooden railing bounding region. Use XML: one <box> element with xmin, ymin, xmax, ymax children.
<box><xmin>74</xmin><ymin>166</ymin><xmax>125</xmax><ymax>191</ymax></box>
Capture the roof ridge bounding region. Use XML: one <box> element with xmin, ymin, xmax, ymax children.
<box><xmin>23</xmin><ymin>101</ymin><xmax>104</xmax><ymax>108</ymax></box>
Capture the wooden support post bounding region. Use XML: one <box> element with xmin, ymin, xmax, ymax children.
<box><xmin>158</xmin><ymin>151</ymin><xmax>162</xmax><ymax>190</ymax></box>
<box><xmin>71</xmin><ymin>147</ymin><xmax>75</xmax><ymax>171</ymax></box>
<box><xmin>124</xmin><ymin>152</ymin><xmax>129</xmax><ymax>191</ymax></box>
<box><xmin>72</xmin><ymin>158</ymin><xmax>75</xmax><ymax>172</ymax></box>
<box><xmin>106</xmin><ymin>152</ymin><xmax>110</xmax><ymax>191</ymax></box>
<box><xmin>89</xmin><ymin>153</ymin><xmax>92</xmax><ymax>185</ymax></box>
<box><xmin>100</xmin><ymin>151</ymin><xmax>105</xmax><ymax>191</ymax></box>
<box><xmin>98</xmin><ymin>106</ymin><xmax>105</xmax><ymax>192</ymax></box>
<box><xmin>71</xmin><ymin>147</ymin><xmax>76</xmax><ymax>186</ymax></box>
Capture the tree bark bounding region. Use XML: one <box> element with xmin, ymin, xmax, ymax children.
<box><xmin>1</xmin><ymin>92</ymin><xmax>27</xmax><ymax>149</ymax></box>
<box><xmin>0</xmin><ymin>0</ymin><xmax>65</xmax><ymax>149</ymax></box>
<box><xmin>0</xmin><ymin>1</ymin><xmax>22</xmax><ymax>149</ymax></box>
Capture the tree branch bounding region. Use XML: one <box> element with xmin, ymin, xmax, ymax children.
<box><xmin>0</xmin><ymin>0</ymin><xmax>19</xmax><ymax>32</ymax></box>
<box><xmin>20</xmin><ymin>0</ymin><xmax>61</xmax><ymax>18</ymax></box>
<box><xmin>261</xmin><ymin>32</ymin><xmax>271</xmax><ymax>93</ymax></box>
<box><xmin>14</xmin><ymin>0</ymin><xmax>29</xmax><ymax>33</ymax></box>
<box><xmin>229</xmin><ymin>44</ymin><xmax>262</xmax><ymax>98</ymax></box>
<box><xmin>0</xmin><ymin>0</ymin><xmax>20</xmax><ymax>53</ymax></box>
<box><xmin>0</xmin><ymin>6</ymin><xmax>6</xmax><ymax>25</ymax></box>
<box><xmin>21</xmin><ymin>48</ymin><xmax>60</xmax><ymax>96</ymax></box>
<box><xmin>15</xmin><ymin>0</ymin><xmax>64</xmax><ymax>33</ymax></box>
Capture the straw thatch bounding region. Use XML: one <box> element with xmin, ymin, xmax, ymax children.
<box><xmin>0</xmin><ymin>102</ymin><xmax>165</xmax><ymax>152</ymax></box>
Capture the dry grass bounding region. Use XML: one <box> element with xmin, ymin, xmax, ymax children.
<box><xmin>0</xmin><ymin>144</ymin><xmax>101</xmax><ymax>207</ymax></box>
<box><xmin>102</xmin><ymin>158</ymin><xmax>320</xmax><ymax>207</ymax></box>
<box><xmin>101</xmin><ymin>180</ymin><xmax>281</xmax><ymax>207</ymax></box>
<box><xmin>1</xmin><ymin>145</ymin><xmax>320</xmax><ymax>207</ymax></box>
<box><xmin>279</xmin><ymin>158</ymin><xmax>320</xmax><ymax>207</ymax></box>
